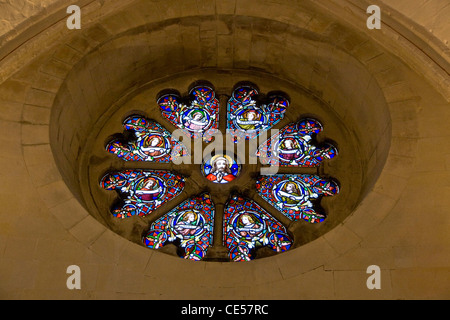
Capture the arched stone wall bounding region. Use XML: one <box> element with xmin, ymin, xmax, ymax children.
<box><xmin>0</xmin><ymin>0</ymin><xmax>448</xmax><ymax>299</ymax></box>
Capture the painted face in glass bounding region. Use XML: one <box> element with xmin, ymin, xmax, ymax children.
<box><xmin>182</xmin><ymin>109</ymin><xmax>211</xmax><ymax>132</ymax></box>
<box><xmin>135</xmin><ymin>177</ymin><xmax>164</xmax><ymax>202</ymax></box>
<box><xmin>202</xmin><ymin>155</ymin><xmax>241</xmax><ymax>184</ymax></box>
<box><xmin>235</xmin><ymin>109</ymin><xmax>266</xmax><ymax>132</ymax></box>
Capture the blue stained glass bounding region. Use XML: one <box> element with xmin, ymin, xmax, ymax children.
<box><xmin>257</xmin><ymin>118</ymin><xmax>338</xmax><ymax>167</ymax></box>
<box><xmin>143</xmin><ymin>193</ymin><xmax>214</xmax><ymax>261</ymax></box>
<box><xmin>227</xmin><ymin>84</ymin><xmax>289</xmax><ymax>143</ymax></box>
<box><xmin>100</xmin><ymin>170</ymin><xmax>185</xmax><ymax>219</ymax></box>
<box><xmin>223</xmin><ymin>194</ymin><xmax>292</xmax><ymax>261</ymax></box>
<box><xmin>256</xmin><ymin>174</ymin><xmax>340</xmax><ymax>223</ymax></box>
<box><xmin>158</xmin><ymin>85</ymin><xmax>219</xmax><ymax>143</ymax></box>
<box><xmin>106</xmin><ymin>115</ymin><xmax>189</xmax><ymax>162</ymax></box>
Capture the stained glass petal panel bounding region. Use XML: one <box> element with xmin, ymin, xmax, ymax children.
<box><xmin>100</xmin><ymin>170</ymin><xmax>185</xmax><ymax>219</ymax></box>
<box><xmin>143</xmin><ymin>193</ymin><xmax>214</xmax><ymax>261</ymax></box>
<box><xmin>227</xmin><ymin>84</ymin><xmax>289</xmax><ymax>143</ymax></box>
<box><xmin>106</xmin><ymin>115</ymin><xmax>189</xmax><ymax>162</ymax></box>
<box><xmin>158</xmin><ymin>85</ymin><xmax>219</xmax><ymax>143</ymax></box>
<box><xmin>256</xmin><ymin>174</ymin><xmax>340</xmax><ymax>223</ymax></box>
<box><xmin>224</xmin><ymin>194</ymin><xmax>293</xmax><ymax>261</ymax></box>
<box><xmin>257</xmin><ymin>118</ymin><xmax>338</xmax><ymax>167</ymax></box>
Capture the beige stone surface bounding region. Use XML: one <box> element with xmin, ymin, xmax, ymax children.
<box><xmin>0</xmin><ymin>0</ymin><xmax>448</xmax><ymax>300</ymax></box>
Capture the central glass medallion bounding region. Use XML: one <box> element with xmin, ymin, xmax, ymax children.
<box><xmin>201</xmin><ymin>154</ymin><xmax>241</xmax><ymax>184</ymax></box>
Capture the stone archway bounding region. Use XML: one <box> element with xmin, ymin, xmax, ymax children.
<box><xmin>0</xmin><ymin>0</ymin><xmax>448</xmax><ymax>299</ymax></box>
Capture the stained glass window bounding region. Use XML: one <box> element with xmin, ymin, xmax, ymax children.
<box><xmin>100</xmin><ymin>170</ymin><xmax>185</xmax><ymax>219</ymax></box>
<box><xmin>257</xmin><ymin>118</ymin><xmax>338</xmax><ymax>167</ymax></box>
<box><xmin>106</xmin><ymin>115</ymin><xmax>189</xmax><ymax>162</ymax></box>
<box><xmin>143</xmin><ymin>193</ymin><xmax>214</xmax><ymax>261</ymax></box>
<box><xmin>256</xmin><ymin>174</ymin><xmax>340</xmax><ymax>223</ymax></box>
<box><xmin>227</xmin><ymin>84</ymin><xmax>289</xmax><ymax>143</ymax></box>
<box><xmin>100</xmin><ymin>81</ymin><xmax>341</xmax><ymax>262</ymax></box>
<box><xmin>158</xmin><ymin>85</ymin><xmax>219</xmax><ymax>143</ymax></box>
<box><xmin>224</xmin><ymin>195</ymin><xmax>293</xmax><ymax>261</ymax></box>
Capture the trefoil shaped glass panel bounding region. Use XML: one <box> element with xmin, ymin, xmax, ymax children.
<box><xmin>158</xmin><ymin>85</ymin><xmax>219</xmax><ymax>143</ymax></box>
<box><xmin>227</xmin><ymin>84</ymin><xmax>289</xmax><ymax>143</ymax></box>
<box><xmin>257</xmin><ymin>118</ymin><xmax>338</xmax><ymax>167</ymax></box>
<box><xmin>106</xmin><ymin>115</ymin><xmax>189</xmax><ymax>162</ymax></box>
<box><xmin>224</xmin><ymin>194</ymin><xmax>293</xmax><ymax>261</ymax></box>
<box><xmin>143</xmin><ymin>193</ymin><xmax>214</xmax><ymax>261</ymax></box>
<box><xmin>100</xmin><ymin>170</ymin><xmax>185</xmax><ymax>219</ymax></box>
<box><xmin>256</xmin><ymin>174</ymin><xmax>339</xmax><ymax>223</ymax></box>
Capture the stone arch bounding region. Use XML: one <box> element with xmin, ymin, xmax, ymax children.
<box><xmin>0</xmin><ymin>0</ymin><xmax>446</xmax><ymax>299</ymax></box>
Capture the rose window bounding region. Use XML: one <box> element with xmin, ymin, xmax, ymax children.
<box><xmin>100</xmin><ymin>81</ymin><xmax>339</xmax><ymax>262</ymax></box>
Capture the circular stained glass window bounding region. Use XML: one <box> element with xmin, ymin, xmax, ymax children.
<box><xmin>100</xmin><ymin>81</ymin><xmax>340</xmax><ymax>262</ymax></box>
